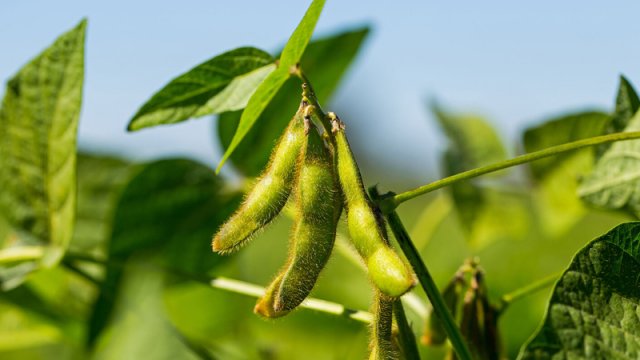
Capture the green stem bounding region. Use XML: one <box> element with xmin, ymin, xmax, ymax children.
<box><xmin>393</xmin><ymin>299</ymin><xmax>421</xmax><ymax>360</ymax></box>
<box><xmin>381</xmin><ymin>207</ymin><xmax>472</xmax><ymax>360</ymax></box>
<box><xmin>292</xmin><ymin>67</ymin><xmax>333</xmax><ymax>135</ymax></box>
<box><xmin>381</xmin><ymin>130</ymin><xmax>640</xmax><ymax>211</ymax></box>
<box><xmin>496</xmin><ymin>272</ymin><xmax>560</xmax><ymax>314</ymax></box>
<box><xmin>0</xmin><ymin>246</ymin><xmax>45</xmax><ymax>264</ymax></box>
<box><xmin>66</xmin><ymin>253</ymin><xmax>373</xmax><ymax>324</ymax></box>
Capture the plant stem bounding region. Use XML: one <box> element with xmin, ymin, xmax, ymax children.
<box><xmin>381</xmin><ymin>207</ymin><xmax>472</xmax><ymax>360</ymax></box>
<box><xmin>0</xmin><ymin>246</ymin><xmax>44</xmax><ymax>264</ymax></box>
<box><xmin>292</xmin><ymin>67</ymin><xmax>333</xmax><ymax>134</ymax></box>
<box><xmin>496</xmin><ymin>272</ymin><xmax>560</xmax><ymax>314</ymax></box>
<box><xmin>381</xmin><ymin>130</ymin><xmax>640</xmax><ymax>211</ymax></box>
<box><xmin>66</xmin><ymin>252</ymin><xmax>373</xmax><ymax>324</ymax></box>
<box><xmin>393</xmin><ymin>299</ymin><xmax>421</xmax><ymax>360</ymax></box>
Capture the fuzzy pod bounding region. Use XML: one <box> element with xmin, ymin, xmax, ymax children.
<box><xmin>255</xmin><ymin>123</ymin><xmax>342</xmax><ymax>317</ymax></box>
<box><xmin>422</xmin><ymin>273</ymin><xmax>465</xmax><ymax>346</ymax></box>
<box><xmin>369</xmin><ymin>292</ymin><xmax>399</xmax><ymax>360</ymax></box>
<box><xmin>212</xmin><ymin>105</ymin><xmax>306</xmax><ymax>253</ymax></box>
<box><xmin>254</xmin><ymin>273</ymin><xmax>287</xmax><ymax>318</ymax></box>
<box><xmin>331</xmin><ymin>115</ymin><xmax>415</xmax><ymax>297</ymax></box>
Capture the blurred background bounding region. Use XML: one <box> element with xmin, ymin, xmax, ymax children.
<box><xmin>1</xmin><ymin>1</ymin><xmax>639</xmax><ymax>359</ymax></box>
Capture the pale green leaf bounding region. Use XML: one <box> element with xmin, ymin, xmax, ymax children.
<box><xmin>578</xmin><ymin>111</ymin><xmax>640</xmax><ymax>217</ymax></box>
<box><xmin>218</xmin><ymin>26</ymin><xmax>370</xmax><ymax>176</ymax></box>
<box><xmin>0</xmin><ymin>19</ymin><xmax>86</xmax><ymax>267</ymax></box>
<box><xmin>216</xmin><ymin>0</ymin><xmax>326</xmax><ymax>173</ymax></box>
<box><xmin>524</xmin><ymin>111</ymin><xmax>609</xmax><ymax>236</ymax></box>
<box><xmin>128</xmin><ymin>47</ymin><xmax>275</xmax><ymax>131</ymax></box>
<box><xmin>92</xmin><ymin>259</ymin><xmax>201</xmax><ymax>360</ymax></box>
<box><xmin>519</xmin><ymin>222</ymin><xmax>640</xmax><ymax>359</ymax></box>
<box><xmin>433</xmin><ymin>105</ymin><xmax>528</xmax><ymax>248</ymax></box>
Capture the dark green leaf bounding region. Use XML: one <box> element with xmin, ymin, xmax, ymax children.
<box><xmin>523</xmin><ymin>111</ymin><xmax>609</xmax><ymax>235</ymax></box>
<box><xmin>606</xmin><ymin>75</ymin><xmax>640</xmax><ymax>137</ymax></box>
<box><xmin>216</xmin><ymin>0</ymin><xmax>326</xmax><ymax>173</ymax></box>
<box><xmin>0</xmin><ymin>19</ymin><xmax>86</xmax><ymax>268</ymax></box>
<box><xmin>218</xmin><ymin>27</ymin><xmax>370</xmax><ymax>176</ymax></box>
<box><xmin>519</xmin><ymin>222</ymin><xmax>640</xmax><ymax>359</ymax></box>
<box><xmin>87</xmin><ymin>159</ymin><xmax>239</xmax><ymax>346</ymax></box>
<box><xmin>70</xmin><ymin>153</ymin><xmax>135</xmax><ymax>253</ymax></box>
<box><xmin>128</xmin><ymin>47</ymin><xmax>275</xmax><ymax>131</ymax></box>
<box><xmin>578</xmin><ymin>111</ymin><xmax>640</xmax><ymax>218</ymax></box>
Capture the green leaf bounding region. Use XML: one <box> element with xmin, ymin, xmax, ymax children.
<box><xmin>578</xmin><ymin>111</ymin><xmax>640</xmax><ymax>217</ymax></box>
<box><xmin>433</xmin><ymin>105</ymin><xmax>528</xmax><ymax>248</ymax></box>
<box><xmin>92</xmin><ymin>258</ymin><xmax>202</xmax><ymax>360</ymax></box>
<box><xmin>127</xmin><ymin>47</ymin><xmax>275</xmax><ymax>131</ymax></box>
<box><xmin>523</xmin><ymin>111</ymin><xmax>609</xmax><ymax>235</ymax></box>
<box><xmin>606</xmin><ymin>76</ymin><xmax>640</xmax><ymax>137</ymax></box>
<box><xmin>278</xmin><ymin>0</ymin><xmax>327</xmax><ymax>69</ymax></box>
<box><xmin>216</xmin><ymin>0</ymin><xmax>326</xmax><ymax>173</ymax></box>
<box><xmin>70</xmin><ymin>153</ymin><xmax>135</xmax><ymax>253</ymax></box>
<box><xmin>518</xmin><ymin>222</ymin><xmax>640</xmax><ymax>359</ymax></box>
<box><xmin>218</xmin><ymin>27</ymin><xmax>370</xmax><ymax>176</ymax></box>
<box><xmin>0</xmin><ymin>19</ymin><xmax>86</xmax><ymax>268</ymax></box>
<box><xmin>87</xmin><ymin>158</ymin><xmax>239</xmax><ymax>346</ymax></box>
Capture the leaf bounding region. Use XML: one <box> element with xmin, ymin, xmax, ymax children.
<box><xmin>518</xmin><ymin>222</ymin><xmax>640</xmax><ymax>359</ymax></box>
<box><xmin>606</xmin><ymin>76</ymin><xmax>640</xmax><ymax>137</ymax></box>
<box><xmin>70</xmin><ymin>153</ymin><xmax>135</xmax><ymax>253</ymax></box>
<box><xmin>218</xmin><ymin>27</ymin><xmax>370</xmax><ymax>176</ymax></box>
<box><xmin>0</xmin><ymin>19</ymin><xmax>86</xmax><ymax>268</ymax></box>
<box><xmin>578</xmin><ymin>111</ymin><xmax>640</xmax><ymax>218</ymax></box>
<box><xmin>92</xmin><ymin>258</ymin><xmax>202</xmax><ymax>360</ymax></box>
<box><xmin>87</xmin><ymin>158</ymin><xmax>239</xmax><ymax>346</ymax></box>
<box><xmin>127</xmin><ymin>47</ymin><xmax>275</xmax><ymax>131</ymax></box>
<box><xmin>216</xmin><ymin>0</ymin><xmax>326</xmax><ymax>173</ymax></box>
<box><xmin>433</xmin><ymin>105</ymin><xmax>528</xmax><ymax>247</ymax></box>
<box><xmin>523</xmin><ymin>111</ymin><xmax>609</xmax><ymax>235</ymax></box>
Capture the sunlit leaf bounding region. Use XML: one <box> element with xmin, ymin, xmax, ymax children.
<box><xmin>216</xmin><ymin>0</ymin><xmax>326</xmax><ymax>173</ymax></box>
<box><xmin>128</xmin><ymin>47</ymin><xmax>275</xmax><ymax>131</ymax></box>
<box><xmin>524</xmin><ymin>111</ymin><xmax>609</xmax><ymax>236</ymax></box>
<box><xmin>0</xmin><ymin>19</ymin><xmax>86</xmax><ymax>274</ymax></box>
<box><xmin>218</xmin><ymin>26</ymin><xmax>370</xmax><ymax>176</ymax></box>
<box><xmin>578</xmin><ymin>111</ymin><xmax>640</xmax><ymax>218</ymax></box>
<box><xmin>87</xmin><ymin>159</ymin><xmax>239</xmax><ymax>346</ymax></box>
<box><xmin>519</xmin><ymin>222</ymin><xmax>640</xmax><ymax>359</ymax></box>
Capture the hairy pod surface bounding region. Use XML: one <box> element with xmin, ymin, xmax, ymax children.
<box><xmin>332</xmin><ymin>117</ymin><xmax>415</xmax><ymax>297</ymax></box>
<box><xmin>369</xmin><ymin>292</ymin><xmax>398</xmax><ymax>360</ymax></box>
<box><xmin>212</xmin><ymin>106</ymin><xmax>306</xmax><ymax>253</ymax></box>
<box><xmin>255</xmin><ymin>122</ymin><xmax>342</xmax><ymax>317</ymax></box>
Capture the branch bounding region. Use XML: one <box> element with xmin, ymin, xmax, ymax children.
<box><xmin>393</xmin><ymin>299</ymin><xmax>421</xmax><ymax>360</ymax></box>
<box><xmin>0</xmin><ymin>246</ymin><xmax>44</xmax><ymax>264</ymax></box>
<box><xmin>66</xmin><ymin>253</ymin><xmax>373</xmax><ymax>324</ymax></box>
<box><xmin>380</xmin><ymin>131</ymin><xmax>640</xmax><ymax>211</ymax></box>
<box><xmin>496</xmin><ymin>272</ymin><xmax>560</xmax><ymax>314</ymax></box>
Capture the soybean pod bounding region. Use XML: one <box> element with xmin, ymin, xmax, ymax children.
<box><xmin>369</xmin><ymin>291</ymin><xmax>398</xmax><ymax>360</ymax></box>
<box><xmin>212</xmin><ymin>104</ymin><xmax>306</xmax><ymax>253</ymax></box>
<box><xmin>330</xmin><ymin>114</ymin><xmax>415</xmax><ymax>297</ymax></box>
<box><xmin>255</xmin><ymin>116</ymin><xmax>341</xmax><ymax>317</ymax></box>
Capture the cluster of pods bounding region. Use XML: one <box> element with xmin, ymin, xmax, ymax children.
<box><xmin>212</xmin><ymin>90</ymin><xmax>417</xmax><ymax>358</ymax></box>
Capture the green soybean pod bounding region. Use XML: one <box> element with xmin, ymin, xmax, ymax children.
<box><xmin>212</xmin><ymin>104</ymin><xmax>306</xmax><ymax>254</ymax></box>
<box><xmin>275</xmin><ymin>122</ymin><xmax>341</xmax><ymax>313</ymax></box>
<box><xmin>369</xmin><ymin>292</ymin><xmax>398</xmax><ymax>360</ymax></box>
<box><xmin>331</xmin><ymin>114</ymin><xmax>415</xmax><ymax>297</ymax></box>
<box><xmin>255</xmin><ymin>120</ymin><xmax>342</xmax><ymax>317</ymax></box>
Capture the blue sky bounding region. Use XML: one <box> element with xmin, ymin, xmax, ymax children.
<box><xmin>1</xmin><ymin>1</ymin><xmax>639</xmax><ymax>184</ymax></box>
